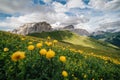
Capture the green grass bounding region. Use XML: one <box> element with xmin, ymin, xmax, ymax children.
<box><xmin>28</xmin><ymin>30</ymin><xmax>120</xmax><ymax>60</ymax></box>
<box><xmin>0</xmin><ymin>30</ymin><xmax>120</xmax><ymax>80</ymax></box>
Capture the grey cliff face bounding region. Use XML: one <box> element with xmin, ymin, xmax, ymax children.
<box><xmin>62</xmin><ymin>25</ymin><xmax>90</xmax><ymax>36</ymax></box>
<box><xmin>71</xmin><ymin>29</ymin><xmax>90</xmax><ymax>36</ymax></box>
<box><xmin>12</xmin><ymin>22</ymin><xmax>90</xmax><ymax>36</ymax></box>
<box><xmin>12</xmin><ymin>22</ymin><xmax>52</xmax><ymax>35</ymax></box>
<box><xmin>63</xmin><ymin>25</ymin><xmax>74</xmax><ymax>30</ymax></box>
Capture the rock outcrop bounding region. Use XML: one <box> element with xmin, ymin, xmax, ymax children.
<box><xmin>63</xmin><ymin>25</ymin><xmax>74</xmax><ymax>30</ymax></box>
<box><xmin>12</xmin><ymin>22</ymin><xmax>90</xmax><ymax>36</ymax></box>
<box><xmin>62</xmin><ymin>25</ymin><xmax>90</xmax><ymax>36</ymax></box>
<box><xmin>12</xmin><ymin>22</ymin><xmax>52</xmax><ymax>35</ymax></box>
<box><xmin>71</xmin><ymin>29</ymin><xmax>90</xmax><ymax>36</ymax></box>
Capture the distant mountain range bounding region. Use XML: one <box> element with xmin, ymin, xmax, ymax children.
<box><xmin>12</xmin><ymin>22</ymin><xmax>90</xmax><ymax>36</ymax></box>
<box><xmin>90</xmin><ymin>31</ymin><xmax>120</xmax><ymax>47</ymax></box>
<box><xmin>12</xmin><ymin>21</ymin><xmax>120</xmax><ymax>47</ymax></box>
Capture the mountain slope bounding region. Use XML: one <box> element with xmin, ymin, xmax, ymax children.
<box><xmin>28</xmin><ymin>30</ymin><xmax>119</xmax><ymax>49</ymax></box>
<box><xmin>28</xmin><ymin>30</ymin><xmax>120</xmax><ymax>60</ymax></box>
<box><xmin>0</xmin><ymin>30</ymin><xmax>120</xmax><ymax>80</ymax></box>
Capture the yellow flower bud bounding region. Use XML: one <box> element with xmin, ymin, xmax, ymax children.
<box><xmin>28</xmin><ymin>45</ymin><xmax>35</xmax><ymax>50</ymax></box>
<box><xmin>36</xmin><ymin>43</ymin><xmax>42</xmax><ymax>48</ymax></box>
<box><xmin>53</xmin><ymin>40</ymin><xmax>58</xmax><ymax>43</ymax></box>
<box><xmin>59</xmin><ymin>56</ymin><xmax>66</xmax><ymax>62</ymax></box>
<box><xmin>39</xmin><ymin>49</ymin><xmax>47</xmax><ymax>55</ymax></box>
<box><xmin>46</xmin><ymin>49</ymin><xmax>55</xmax><ymax>59</ymax></box>
<box><xmin>11</xmin><ymin>51</ymin><xmax>25</xmax><ymax>62</ymax></box>
<box><xmin>62</xmin><ymin>71</ymin><xmax>68</xmax><ymax>77</ymax></box>
<box><xmin>4</xmin><ymin>48</ymin><xmax>9</xmax><ymax>52</ymax></box>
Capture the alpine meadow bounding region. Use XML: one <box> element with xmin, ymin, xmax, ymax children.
<box><xmin>0</xmin><ymin>0</ymin><xmax>120</xmax><ymax>80</ymax></box>
<box><xmin>0</xmin><ymin>30</ymin><xmax>120</xmax><ymax>80</ymax></box>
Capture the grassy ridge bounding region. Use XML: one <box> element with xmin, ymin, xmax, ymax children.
<box><xmin>28</xmin><ymin>30</ymin><xmax>120</xmax><ymax>60</ymax></box>
<box><xmin>0</xmin><ymin>31</ymin><xmax>120</xmax><ymax>80</ymax></box>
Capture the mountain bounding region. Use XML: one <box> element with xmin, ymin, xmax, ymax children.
<box><xmin>90</xmin><ymin>31</ymin><xmax>120</xmax><ymax>47</ymax></box>
<box><xmin>63</xmin><ymin>25</ymin><xmax>74</xmax><ymax>29</ymax></box>
<box><xmin>71</xmin><ymin>29</ymin><xmax>90</xmax><ymax>36</ymax></box>
<box><xmin>57</xmin><ymin>25</ymin><xmax>90</xmax><ymax>36</ymax></box>
<box><xmin>12</xmin><ymin>22</ymin><xmax>90</xmax><ymax>36</ymax></box>
<box><xmin>91</xmin><ymin>31</ymin><xmax>106</xmax><ymax>36</ymax></box>
<box><xmin>12</xmin><ymin>22</ymin><xmax>52</xmax><ymax>35</ymax></box>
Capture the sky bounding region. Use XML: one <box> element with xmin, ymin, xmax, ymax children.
<box><xmin>0</xmin><ymin>0</ymin><xmax>120</xmax><ymax>32</ymax></box>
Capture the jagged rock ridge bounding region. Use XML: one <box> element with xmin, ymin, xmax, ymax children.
<box><xmin>12</xmin><ymin>22</ymin><xmax>90</xmax><ymax>36</ymax></box>
<box><xmin>60</xmin><ymin>25</ymin><xmax>90</xmax><ymax>36</ymax></box>
<box><xmin>12</xmin><ymin>22</ymin><xmax>52</xmax><ymax>35</ymax></box>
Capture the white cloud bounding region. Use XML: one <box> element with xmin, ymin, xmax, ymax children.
<box><xmin>0</xmin><ymin>0</ymin><xmax>89</xmax><ymax>31</ymax></box>
<box><xmin>89</xmin><ymin>0</ymin><xmax>120</xmax><ymax>11</ymax></box>
<box><xmin>0</xmin><ymin>10</ymin><xmax>89</xmax><ymax>31</ymax></box>
<box><xmin>105</xmin><ymin>0</ymin><xmax>120</xmax><ymax>11</ymax></box>
<box><xmin>81</xmin><ymin>12</ymin><xmax>120</xmax><ymax>32</ymax></box>
<box><xmin>0</xmin><ymin>0</ymin><xmax>33</xmax><ymax>14</ymax></box>
<box><xmin>66</xmin><ymin>0</ymin><xmax>86</xmax><ymax>8</ymax></box>
<box><xmin>89</xmin><ymin>0</ymin><xmax>106</xmax><ymax>10</ymax></box>
<box><xmin>52</xmin><ymin>2</ymin><xmax>68</xmax><ymax>13</ymax></box>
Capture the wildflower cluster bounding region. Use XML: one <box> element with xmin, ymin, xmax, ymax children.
<box><xmin>1</xmin><ymin>31</ymin><xmax>120</xmax><ymax>80</ymax></box>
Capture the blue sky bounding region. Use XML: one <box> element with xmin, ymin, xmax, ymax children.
<box><xmin>0</xmin><ymin>0</ymin><xmax>120</xmax><ymax>32</ymax></box>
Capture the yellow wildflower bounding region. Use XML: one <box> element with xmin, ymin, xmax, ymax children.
<box><xmin>59</xmin><ymin>56</ymin><xmax>66</xmax><ymax>62</ymax></box>
<box><xmin>45</xmin><ymin>41</ymin><xmax>52</xmax><ymax>46</ymax></box>
<box><xmin>28</xmin><ymin>42</ymin><xmax>33</xmax><ymax>44</ymax></box>
<box><xmin>39</xmin><ymin>49</ymin><xmax>47</xmax><ymax>55</ymax></box>
<box><xmin>78</xmin><ymin>50</ymin><xmax>83</xmax><ymax>54</ymax></box>
<box><xmin>21</xmin><ymin>38</ymin><xmax>25</xmax><ymax>41</ymax></box>
<box><xmin>53</xmin><ymin>40</ymin><xmax>58</xmax><ymax>43</ymax></box>
<box><xmin>28</xmin><ymin>45</ymin><xmax>35</xmax><ymax>50</ymax></box>
<box><xmin>46</xmin><ymin>49</ymin><xmax>55</xmax><ymax>59</ymax></box>
<box><xmin>4</xmin><ymin>48</ymin><xmax>9</xmax><ymax>52</ymax></box>
<box><xmin>36</xmin><ymin>43</ymin><xmax>42</xmax><ymax>48</ymax></box>
<box><xmin>62</xmin><ymin>71</ymin><xmax>68</xmax><ymax>77</ymax></box>
<box><xmin>11</xmin><ymin>51</ymin><xmax>25</xmax><ymax>62</ymax></box>
<box><xmin>47</xmin><ymin>36</ymin><xmax>51</xmax><ymax>40</ymax></box>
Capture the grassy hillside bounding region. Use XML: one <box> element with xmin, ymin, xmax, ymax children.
<box><xmin>0</xmin><ymin>31</ymin><xmax>120</xmax><ymax>80</ymax></box>
<box><xmin>28</xmin><ymin>30</ymin><xmax>120</xmax><ymax>60</ymax></box>
<box><xmin>28</xmin><ymin>30</ymin><xmax>118</xmax><ymax>49</ymax></box>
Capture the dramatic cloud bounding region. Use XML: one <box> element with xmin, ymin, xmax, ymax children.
<box><xmin>89</xmin><ymin>0</ymin><xmax>120</xmax><ymax>11</ymax></box>
<box><xmin>0</xmin><ymin>11</ymin><xmax>89</xmax><ymax>30</ymax></box>
<box><xmin>0</xmin><ymin>0</ymin><xmax>120</xmax><ymax>32</ymax></box>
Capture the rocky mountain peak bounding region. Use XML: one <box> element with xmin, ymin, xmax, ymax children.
<box><xmin>12</xmin><ymin>22</ymin><xmax>90</xmax><ymax>36</ymax></box>
<box><xmin>59</xmin><ymin>25</ymin><xmax>90</xmax><ymax>36</ymax></box>
<box><xmin>12</xmin><ymin>22</ymin><xmax>52</xmax><ymax>35</ymax></box>
<box><xmin>63</xmin><ymin>25</ymin><xmax>74</xmax><ymax>29</ymax></box>
<box><xmin>71</xmin><ymin>29</ymin><xmax>90</xmax><ymax>36</ymax></box>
